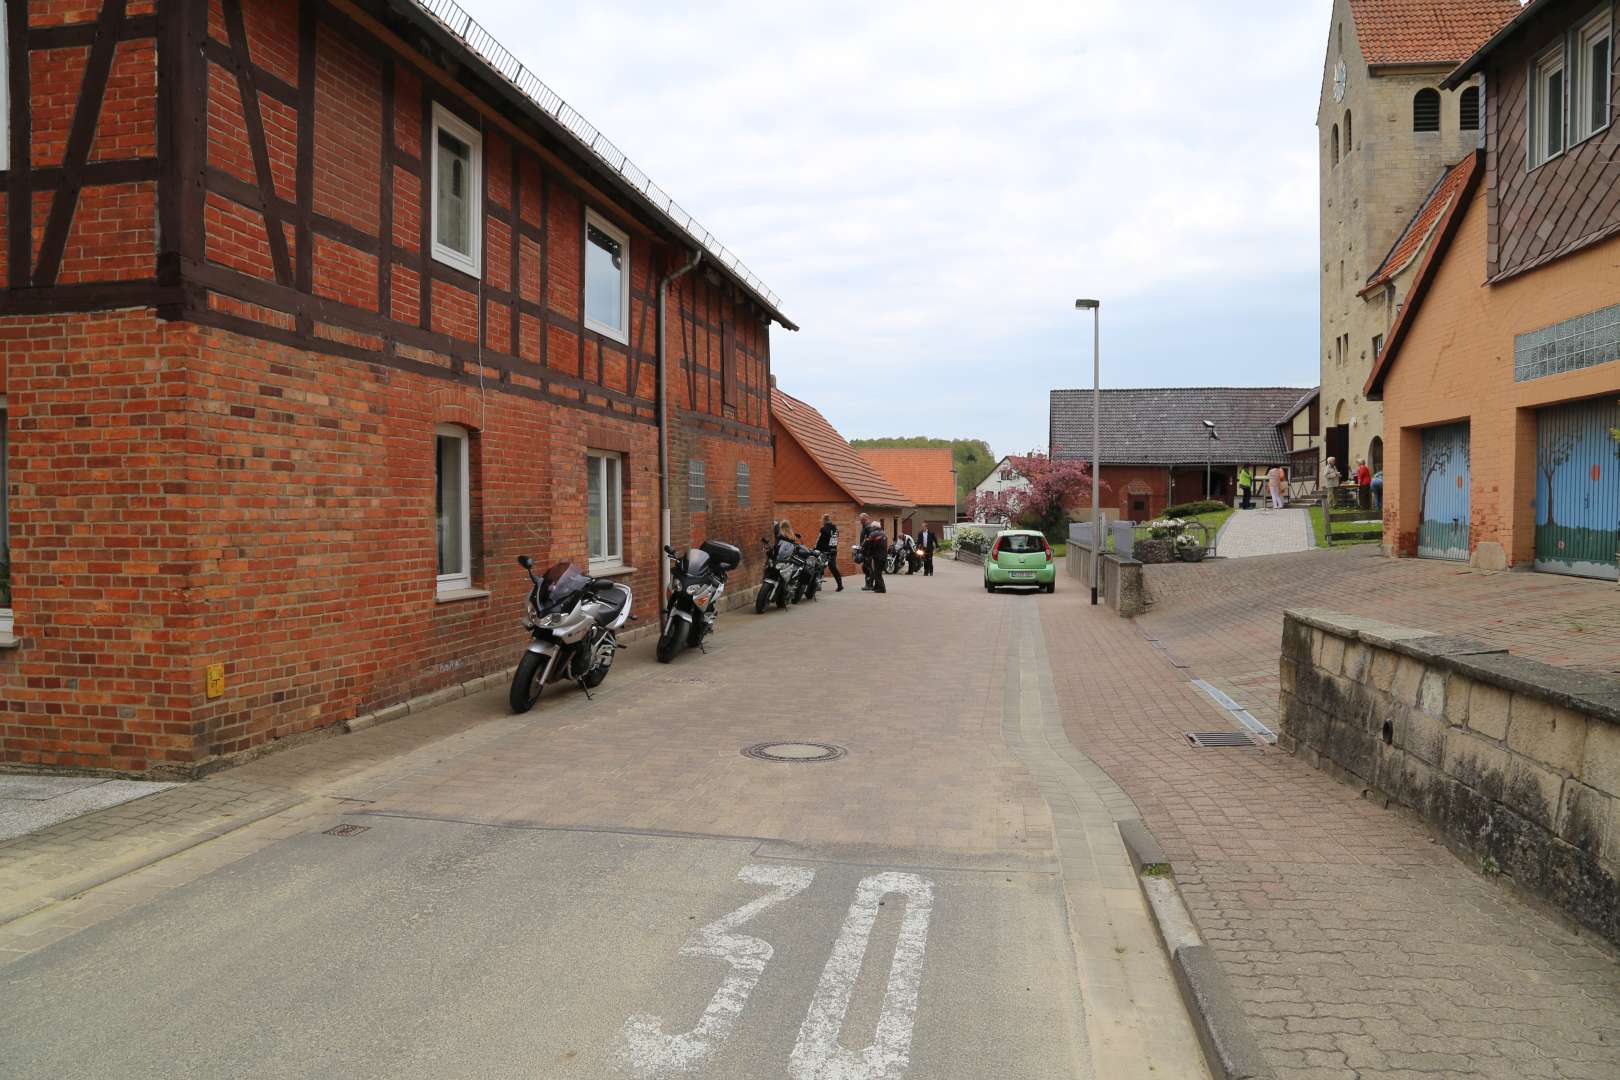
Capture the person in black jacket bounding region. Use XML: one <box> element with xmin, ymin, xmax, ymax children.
<box><xmin>857</xmin><ymin>513</ymin><xmax>876</xmax><ymax>590</ymax></box>
<box><xmin>815</xmin><ymin>514</ymin><xmax>843</xmax><ymax>591</ymax></box>
<box><xmin>862</xmin><ymin>522</ymin><xmax>888</xmax><ymax>594</ymax></box>
<box><xmin>916</xmin><ymin>525</ymin><xmax>938</xmax><ymax>576</ymax></box>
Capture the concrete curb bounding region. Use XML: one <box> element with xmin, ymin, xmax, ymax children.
<box><xmin>0</xmin><ymin>794</ymin><xmax>306</xmax><ymax>927</ymax></box>
<box><xmin>1116</xmin><ymin>817</ymin><xmax>1275</xmax><ymax>1080</ymax></box>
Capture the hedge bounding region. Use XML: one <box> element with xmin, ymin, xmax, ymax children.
<box><xmin>1162</xmin><ymin>499</ymin><xmax>1228</xmax><ymax>518</ymax></box>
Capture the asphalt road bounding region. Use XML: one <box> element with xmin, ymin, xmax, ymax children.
<box><xmin>1</xmin><ymin>818</ymin><xmax>1089</xmax><ymax>1079</ymax></box>
<box><xmin>1</xmin><ymin>560</ymin><xmax>1204</xmax><ymax>1079</ymax></box>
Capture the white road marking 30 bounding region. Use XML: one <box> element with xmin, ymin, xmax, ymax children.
<box><xmin>615</xmin><ymin>864</ymin><xmax>815</xmax><ymax>1078</ymax></box>
<box><xmin>789</xmin><ymin>872</ymin><xmax>936</xmax><ymax>1080</ymax></box>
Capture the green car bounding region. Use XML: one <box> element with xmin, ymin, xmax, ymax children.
<box><xmin>983</xmin><ymin>530</ymin><xmax>1057</xmax><ymax>593</ymax></box>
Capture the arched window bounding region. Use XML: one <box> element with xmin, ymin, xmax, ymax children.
<box><xmin>1459</xmin><ymin>86</ymin><xmax>1480</xmax><ymax>131</ymax></box>
<box><xmin>1344</xmin><ymin>110</ymin><xmax>1353</xmax><ymax>152</ymax></box>
<box><xmin>1413</xmin><ymin>88</ymin><xmax>1441</xmax><ymax>132</ymax></box>
<box><xmin>1331</xmin><ymin>124</ymin><xmax>1340</xmax><ymax>166</ymax></box>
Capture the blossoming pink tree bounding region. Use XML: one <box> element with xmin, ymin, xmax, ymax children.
<box><xmin>966</xmin><ymin>452</ymin><xmax>1103</xmax><ymax>540</ymax></box>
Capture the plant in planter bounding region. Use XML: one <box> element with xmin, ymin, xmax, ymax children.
<box><xmin>1147</xmin><ymin>517</ymin><xmax>1186</xmax><ymax>540</ymax></box>
<box><xmin>1174</xmin><ymin>532</ymin><xmax>1207</xmax><ymax>562</ymax></box>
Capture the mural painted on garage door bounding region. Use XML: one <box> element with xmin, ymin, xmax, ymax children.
<box><xmin>1418</xmin><ymin>422</ymin><xmax>1470</xmax><ymax>561</ymax></box>
<box><xmin>1535</xmin><ymin>398</ymin><xmax>1620</xmax><ymax>581</ymax></box>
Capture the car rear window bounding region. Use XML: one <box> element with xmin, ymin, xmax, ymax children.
<box><xmin>999</xmin><ymin>534</ymin><xmax>1042</xmax><ymax>554</ymax></box>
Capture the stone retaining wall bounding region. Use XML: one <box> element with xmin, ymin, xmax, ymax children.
<box><xmin>1065</xmin><ymin>545</ymin><xmax>1145</xmax><ymax>617</ymax></box>
<box><xmin>1279</xmin><ymin>608</ymin><xmax>1620</xmax><ymax>944</ymax></box>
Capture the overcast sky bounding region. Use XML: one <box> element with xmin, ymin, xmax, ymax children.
<box><xmin>470</xmin><ymin>0</ymin><xmax>1327</xmax><ymax>456</ymax></box>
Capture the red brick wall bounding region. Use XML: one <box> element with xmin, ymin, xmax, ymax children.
<box><xmin>1</xmin><ymin>0</ymin><xmax>785</xmax><ymax>774</ymax></box>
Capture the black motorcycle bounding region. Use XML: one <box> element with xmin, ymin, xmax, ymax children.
<box><xmin>755</xmin><ymin>536</ymin><xmax>802</xmax><ymax>613</ymax></box>
<box><xmin>509</xmin><ymin>557</ymin><xmax>633</xmax><ymax>713</ymax></box>
<box><xmin>792</xmin><ymin>545</ymin><xmax>823</xmax><ymax>603</ymax></box>
<box><xmin>886</xmin><ymin>535</ymin><xmax>914</xmax><ymax>575</ymax></box>
<box><xmin>658</xmin><ymin>540</ymin><xmax>741</xmax><ymax>663</ymax></box>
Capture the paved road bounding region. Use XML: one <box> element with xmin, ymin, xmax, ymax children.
<box><xmin>1213</xmin><ymin>507</ymin><xmax>1313</xmax><ymax>559</ymax></box>
<box><xmin>0</xmin><ymin>559</ymin><xmax>1207</xmax><ymax>1080</ymax></box>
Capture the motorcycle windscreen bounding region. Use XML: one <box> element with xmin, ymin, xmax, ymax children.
<box><xmin>539</xmin><ymin>562</ymin><xmax>592</xmax><ymax>609</ymax></box>
<box><xmin>685</xmin><ymin>548</ymin><xmax>711</xmax><ymax>577</ymax></box>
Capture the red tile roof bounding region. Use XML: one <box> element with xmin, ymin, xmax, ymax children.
<box><xmin>770</xmin><ymin>388</ymin><xmax>913</xmax><ymax>508</ymax></box>
<box><xmin>857</xmin><ymin>448</ymin><xmax>957</xmax><ymax>507</ymax></box>
<box><xmin>1348</xmin><ymin>0</ymin><xmax>1522</xmax><ymax>66</ymax></box>
<box><xmin>1365</xmin><ymin>151</ymin><xmax>1484</xmax><ymax>400</ymax></box>
<box><xmin>1361</xmin><ymin>155</ymin><xmax>1476</xmax><ymax>295</ymax></box>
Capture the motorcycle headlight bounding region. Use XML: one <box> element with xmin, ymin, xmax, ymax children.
<box><xmin>686</xmin><ymin>584</ymin><xmax>703</xmax><ymax>595</ymax></box>
<box><xmin>537</xmin><ymin>613</ymin><xmax>564</xmax><ymax>628</ymax></box>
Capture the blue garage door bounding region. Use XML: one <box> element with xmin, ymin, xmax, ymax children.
<box><xmin>1535</xmin><ymin>398</ymin><xmax>1620</xmax><ymax>581</ymax></box>
<box><xmin>1418</xmin><ymin>422</ymin><xmax>1470</xmax><ymax>561</ymax></box>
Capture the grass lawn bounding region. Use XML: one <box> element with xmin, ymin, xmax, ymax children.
<box><xmin>1309</xmin><ymin>504</ymin><xmax>1383</xmax><ymax>548</ymax></box>
<box><xmin>1188</xmin><ymin>508</ymin><xmax>1235</xmax><ymax>543</ymax></box>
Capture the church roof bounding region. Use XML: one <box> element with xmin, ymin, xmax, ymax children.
<box><xmin>1348</xmin><ymin>0</ymin><xmax>1522</xmax><ymax>66</ymax></box>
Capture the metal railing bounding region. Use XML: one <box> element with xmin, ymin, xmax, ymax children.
<box><xmin>410</xmin><ymin>0</ymin><xmax>784</xmax><ymax>313</ymax></box>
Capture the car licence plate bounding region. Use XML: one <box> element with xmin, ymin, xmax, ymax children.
<box><xmin>1010</xmin><ymin>571</ymin><xmax>1035</xmax><ymax>580</ymax></box>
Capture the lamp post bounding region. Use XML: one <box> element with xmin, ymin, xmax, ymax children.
<box><xmin>1076</xmin><ymin>299</ymin><xmax>1101</xmax><ymax>606</ymax></box>
<box><xmin>1203</xmin><ymin>420</ymin><xmax>1219</xmax><ymax>500</ymax></box>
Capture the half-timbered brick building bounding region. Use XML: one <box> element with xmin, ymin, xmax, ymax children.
<box><xmin>0</xmin><ymin>0</ymin><xmax>794</xmax><ymax>774</ymax></box>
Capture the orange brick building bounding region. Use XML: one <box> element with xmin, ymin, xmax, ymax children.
<box><xmin>1368</xmin><ymin>0</ymin><xmax>1620</xmax><ymax>581</ymax></box>
<box><xmin>857</xmin><ymin>447</ymin><xmax>956</xmax><ymax>536</ymax></box>
<box><xmin>0</xmin><ymin>0</ymin><xmax>793</xmax><ymax>774</ymax></box>
<box><xmin>770</xmin><ymin>387</ymin><xmax>911</xmax><ymax>560</ymax></box>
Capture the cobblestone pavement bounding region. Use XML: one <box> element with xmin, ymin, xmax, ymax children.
<box><xmin>1040</xmin><ymin>552</ymin><xmax>1620</xmax><ymax>1079</ymax></box>
<box><xmin>1142</xmin><ymin>543</ymin><xmax>1620</xmax><ymax>731</ymax></box>
<box><xmin>1214</xmin><ymin>507</ymin><xmax>1315</xmax><ymax>559</ymax></box>
<box><xmin>0</xmin><ymin>560</ymin><xmax>1208</xmax><ymax>1079</ymax></box>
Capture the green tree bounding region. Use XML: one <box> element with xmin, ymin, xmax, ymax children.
<box><xmin>849</xmin><ymin>436</ymin><xmax>996</xmax><ymax>502</ymax></box>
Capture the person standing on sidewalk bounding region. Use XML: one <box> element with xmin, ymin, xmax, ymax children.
<box><xmin>862</xmin><ymin>520</ymin><xmax>889</xmax><ymax>593</ymax></box>
<box><xmin>1267</xmin><ymin>464</ymin><xmax>1287</xmax><ymax>509</ymax></box>
<box><xmin>815</xmin><ymin>514</ymin><xmax>843</xmax><ymax>592</ymax></box>
<box><xmin>917</xmin><ymin>525</ymin><xmax>937</xmax><ymax>576</ymax></box>
<box><xmin>1355</xmin><ymin>457</ymin><xmax>1372</xmax><ymax>511</ymax></box>
<box><xmin>1238</xmin><ymin>464</ymin><xmax>1254</xmax><ymax>509</ymax></box>
<box><xmin>858</xmin><ymin>513</ymin><xmax>876</xmax><ymax>590</ymax></box>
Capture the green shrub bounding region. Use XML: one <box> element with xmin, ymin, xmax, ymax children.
<box><xmin>1163</xmin><ymin>499</ymin><xmax>1227</xmax><ymax>518</ymax></box>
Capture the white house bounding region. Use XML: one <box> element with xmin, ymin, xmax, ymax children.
<box><xmin>971</xmin><ymin>456</ymin><xmax>1029</xmax><ymax>523</ymax></box>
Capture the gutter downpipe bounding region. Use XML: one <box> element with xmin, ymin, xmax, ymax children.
<box><xmin>657</xmin><ymin>248</ymin><xmax>704</xmax><ymax>599</ymax></box>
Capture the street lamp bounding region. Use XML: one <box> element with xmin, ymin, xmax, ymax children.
<box><xmin>1076</xmin><ymin>299</ymin><xmax>1101</xmax><ymax>606</ymax></box>
<box><xmin>1203</xmin><ymin>419</ymin><xmax>1219</xmax><ymax>499</ymax></box>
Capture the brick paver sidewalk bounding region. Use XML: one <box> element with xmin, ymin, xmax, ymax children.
<box><xmin>1215</xmin><ymin>507</ymin><xmax>1314</xmax><ymax>559</ymax></box>
<box><xmin>1041</xmin><ymin>553</ymin><xmax>1620</xmax><ymax>1079</ymax></box>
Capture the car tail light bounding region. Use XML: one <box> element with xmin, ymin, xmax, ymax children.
<box><xmin>1042</xmin><ymin>538</ymin><xmax>1053</xmax><ymax>561</ymax></box>
<box><xmin>989</xmin><ymin>537</ymin><xmax>1002</xmax><ymax>560</ymax></box>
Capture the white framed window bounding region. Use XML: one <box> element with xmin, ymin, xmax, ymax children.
<box><xmin>736</xmin><ymin>461</ymin><xmax>750</xmax><ymax>507</ymax></box>
<box><xmin>687</xmin><ymin>459</ymin><xmax>706</xmax><ymax>513</ymax></box>
<box><xmin>1530</xmin><ymin>43</ymin><xmax>1568</xmax><ymax>167</ymax></box>
<box><xmin>430</xmin><ymin>104</ymin><xmax>481</xmax><ymax>277</ymax></box>
<box><xmin>1</xmin><ymin>396</ymin><xmax>11</xmax><ymax>635</ymax></box>
<box><xmin>435</xmin><ymin>425</ymin><xmax>471</xmax><ymax>592</ymax></box>
<box><xmin>587</xmin><ymin>451</ymin><xmax>623</xmax><ymax>568</ymax></box>
<box><xmin>583</xmin><ymin>208</ymin><xmax>630</xmax><ymax>344</ymax></box>
<box><xmin>1572</xmin><ymin>7</ymin><xmax>1613</xmax><ymax>144</ymax></box>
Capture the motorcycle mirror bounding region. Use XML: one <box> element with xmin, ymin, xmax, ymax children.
<box><xmin>517</xmin><ymin>555</ymin><xmax>534</xmax><ymax>569</ymax></box>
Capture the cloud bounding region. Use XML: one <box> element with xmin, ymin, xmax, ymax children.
<box><xmin>466</xmin><ymin>0</ymin><xmax>1328</xmax><ymax>453</ymax></box>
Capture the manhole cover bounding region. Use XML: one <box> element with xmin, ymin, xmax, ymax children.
<box><xmin>1184</xmin><ymin>731</ymin><xmax>1260</xmax><ymax>748</ymax></box>
<box><xmin>322</xmin><ymin>823</ymin><xmax>371</xmax><ymax>836</ymax></box>
<box><xmin>741</xmin><ymin>741</ymin><xmax>847</xmax><ymax>764</ymax></box>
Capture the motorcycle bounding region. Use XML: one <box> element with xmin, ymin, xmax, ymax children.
<box><xmin>658</xmin><ymin>539</ymin><xmax>742</xmax><ymax>663</ymax></box>
<box><xmin>887</xmin><ymin>535</ymin><xmax>915</xmax><ymax>575</ymax></box>
<box><xmin>754</xmin><ymin>536</ymin><xmax>803</xmax><ymax>613</ymax></box>
<box><xmin>791</xmin><ymin>545</ymin><xmax>823</xmax><ymax>603</ymax></box>
<box><xmin>509</xmin><ymin>556</ymin><xmax>633</xmax><ymax>714</ymax></box>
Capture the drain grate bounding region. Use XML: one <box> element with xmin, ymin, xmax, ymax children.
<box><xmin>322</xmin><ymin>823</ymin><xmax>371</xmax><ymax>837</ymax></box>
<box><xmin>741</xmin><ymin>741</ymin><xmax>847</xmax><ymax>764</ymax></box>
<box><xmin>1184</xmin><ymin>731</ymin><xmax>1261</xmax><ymax>749</ymax></box>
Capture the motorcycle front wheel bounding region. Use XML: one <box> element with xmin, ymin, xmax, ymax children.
<box><xmin>656</xmin><ymin>614</ymin><xmax>685</xmax><ymax>663</ymax></box>
<box><xmin>755</xmin><ymin>583</ymin><xmax>771</xmax><ymax>613</ymax></box>
<box><xmin>804</xmin><ymin>573</ymin><xmax>819</xmax><ymax>600</ymax></box>
<box><xmin>510</xmin><ymin>650</ymin><xmax>548</xmax><ymax>713</ymax></box>
<box><xmin>775</xmin><ymin>582</ymin><xmax>790</xmax><ymax>608</ymax></box>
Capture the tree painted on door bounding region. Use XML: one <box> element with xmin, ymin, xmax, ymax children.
<box><xmin>1418</xmin><ymin>425</ymin><xmax>1470</xmax><ymax>560</ymax></box>
<box><xmin>1535</xmin><ymin>399</ymin><xmax>1620</xmax><ymax>581</ymax></box>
